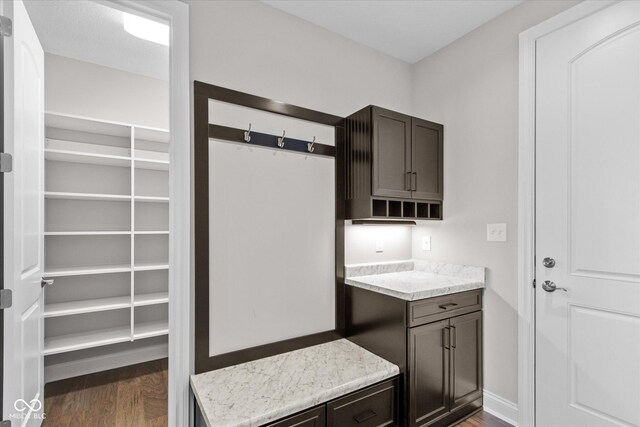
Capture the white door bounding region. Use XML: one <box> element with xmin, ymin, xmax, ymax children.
<box><xmin>2</xmin><ymin>0</ymin><xmax>45</xmax><ymax>425</ymax></box>
<box><xmin>536</xmin><ymin>2</ymin><xmax>640</xmax><ymax>426</ymax></box>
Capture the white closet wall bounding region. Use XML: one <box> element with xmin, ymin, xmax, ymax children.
<box><xmin>43</xmin><ymin>112</ymin><xmax>169</xmax><ymax>382</ymax></box>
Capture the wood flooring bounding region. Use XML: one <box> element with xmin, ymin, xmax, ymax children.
<box><xmin>454</xmin><ymin>410</ymin><xmax>514</xmax><ymax>427</ymax></box>
<box><xmin>43</xmin><ymin>358</ymin><xmax>167</xmax><ymax>427</ymax></box>
<box><xmin>43</xmin><ymin>359</ymin><xmax>511</xmax><ymax>427</ymax></box>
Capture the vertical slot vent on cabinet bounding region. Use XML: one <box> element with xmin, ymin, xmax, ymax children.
<box><xmin>403</xmin><ymin>202</ymin><xmax>416</xmax><ymax>218</ymax></box>
<box><xmin>388</xmin><ymin>200</ymin><xmax>402</xmax><ymax>217</ymax></box>
<box><xmin>372</xmin><ymin>199</ymin><xmax>387</xmax><ymax>217</ymax></box>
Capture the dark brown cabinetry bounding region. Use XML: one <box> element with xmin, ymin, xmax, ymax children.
<box><xmin>268</xmin><ymin>406</ymin><xmax>326</xmax><ymax>427</ymax></box>
<box><xmin>347</xmin><ymin>289</ymin><xmax>483</xmax><ymax>427</ymax></box>
<box><xmin>345</xmin><ymin>106</ymin><xmax>443</xmax><ymax>220</ymax></box>
<box><xmin>267</xmin><ymin>379</ymin><xmax>399</xmax><ymax>427</ymax></box>
<box><xmin>196</xmin><ymin>378</ymin><xmax>399</xmax><ymax>427</ymax></box>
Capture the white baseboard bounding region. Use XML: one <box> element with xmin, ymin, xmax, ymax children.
<box><xmin>483</xmin><ymin>389</ymin><xmax>518</xmax><ymax>426</ymax></box>
<box><xmin>44</xmin><ymin>342</ymin><xmax>168</xmax><ymax>383</ymax></box>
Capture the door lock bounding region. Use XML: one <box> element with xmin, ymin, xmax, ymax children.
<box><xmin>543</xmin><ymin>257</ymin><xmax>556</xmax><ymax>268</ymax></box>
<box><xmin>541</xmin><ymin>280</ymin><xmax>567</xmax><ymax>293</ymax></box>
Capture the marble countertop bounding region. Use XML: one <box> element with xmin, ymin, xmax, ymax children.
<box><xmin>191</xmin><ymin>339</ymin><xmax>399</xmax><ymax>427</ymax></box>
<box><xmin>345</xmin><ymin>260</ymin><xmax>485</xmax><ymax>301</ymax></box>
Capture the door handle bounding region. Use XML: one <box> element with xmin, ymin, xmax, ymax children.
<box><xmin>541</xmin><ymin>280</ymin><xmax>567</xmax><ymax>293</ymax></box>
<box><xmin>353</xmin><ymin>409</ymin><xmax>377</xmax><ymax>424</ymax></box>
<box><xmin>406</xmin><ymin>172</ymin><xmax>412</xmax><ymax>191</ymax></box>
<box><xmin>41</xmin><ymin>278</ymin><xmax>54</xmax><ymax>288</ymax></box>
<box><xmin>411</xmin><ymin>172</ymin><xmax>417</xmax><ymax>191</ymax></box>
<box><xmin>442</xmin><ymin>326</ymin><xmax>451</xmax><ymax>349</ymax></box>
<box><xmin>451</xmin><ymin>326</ymin><xmax>457</xmax><ymax>349</ymax></box>
<box><xmin>438</xmin><ymin>302</ymin><xmax>458</xmax><ymax>310</ymax></box>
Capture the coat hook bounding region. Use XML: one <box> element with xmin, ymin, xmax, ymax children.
<box><xmin>244</xmin><ymin>123</ymin><xmax>252</xmax><ymax>143</ymax></box>
<box><xmin>307</xmin><ymin>136</ymin><xmax>316</xmax><ymax>153</ymax></box>
<box><xmin>277</xmin><ymin>130</ymin><xmax>286</xmax><ymax>148</ymax></box>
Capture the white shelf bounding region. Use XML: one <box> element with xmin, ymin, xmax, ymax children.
<box><xmin>134</xmin><ymin>321</ymin><xmax>169</xmax><ymax>339</ymax></box>
<box><xmin>135</xmin><ymin>159</ymin><xmax>169</xmax><ymax>171</ymax></box>
<box><xmin>134</xmin><ymin>231</ymin><xmax>169</xmax><ymax>235</ymax></box>
<box><xmin>134</xmin><ymin>292</ymin><xmax>169</xmax><ymax>307</ymax></box>
<box><xmin>44</xmin><ymin>264</ymin><xmax>131</xmax><ymax>278</ymax></box>
<box><xmin>45</xmin><ymin>231</ymin><xmax>131</xmax><ymax>236</ymax></box>
<box><xmin>133</xmin><ymin>263</ymin><xmax>169</xmax><ymax>272</ymax></box>
<box><xmin>45</xmin><ymin>296</ymin><xmax>131</xmax><ymax>318</ymax></box>
<box><xmin>45</xmin><ymin>192</ymin><xmax>131</xmax><ymax>202</ymax></box>
<box><xmin>45</xmin><ymin>148</ymin><xmax>131</xmax><ymax>168</ymax></box>
<box><xmin>134</xmin><ymin>196</ymin><xmax>169</xmax><ymax>203</ymax></box>
<box><xmin>44</xmin><ymin>326</ymin><xmax>131</xmax><ymax>355</ymax></box>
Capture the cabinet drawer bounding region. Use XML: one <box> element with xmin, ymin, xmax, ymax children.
<box><xmin>266</xmin><ymin>405</ymin><xmax>326</xmax><ymax>427</ymax></box>
<box><xmin>409</xmin><ymin>290</ymin><xmax>482</xmax><ymax>327</ymax></box>
<box><xmin>327</xmin><ymin>378</ymin><xmax>398</xmax><ymax>427</ymax></box>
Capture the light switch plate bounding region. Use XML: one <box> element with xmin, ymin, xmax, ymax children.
<box><xmin>375</xmin><ymin>241</ymin><xmax>384</xmax><ymax>253</ymax></box>
<box><xmin>422</xmin><ymin>235</ymin><xmax>431</xmax><ymax>251</ymax></box>
<box><xmin>487</xmin><ymin>223</ymin><xmax>507</xmax><ymax>242</ymax></box>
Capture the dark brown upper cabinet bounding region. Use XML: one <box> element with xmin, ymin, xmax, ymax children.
<box><xmin>411</xmin><ymin>117</ymin><xmax>443</xmax><ymax>201</ymax></box>
<box><xmin>345</xmin><ymin>106</ymin><xmax>443</xmax><ymax>220</ymax></box>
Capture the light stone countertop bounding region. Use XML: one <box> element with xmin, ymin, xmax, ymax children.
<box><xmin>190</xmin><ymin>339</ymin><xmax>399</xmax><ymax>427</ymax></box>
<box><xmin>345</xmin><ymin>259</ymin><xmax>485</xmax><ymax>301</ymax></box>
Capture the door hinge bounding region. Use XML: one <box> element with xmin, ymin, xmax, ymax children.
<box><xmin>532</xmin><ymin>278</ymin><xmax>536</xmax><ymax>288</ymax></box>
<box><xmin>0</xmin><ymin>153</ymin><xmax>12</xmax><ymax>173</ymax></box>
<box><xmin>0</xmin><ymin>15</ymin><xmax>12</xmax><ymax>37</ymax></box>
<box><xmin>0</xmin><ymin>289</ymin><xmax>12</xmax><ymax>309</ymax></box>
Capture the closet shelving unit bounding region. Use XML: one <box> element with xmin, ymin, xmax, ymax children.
<box><xmin>43</xmin><ymin>112</ymin><xmax>169</xmax><ymax>368</ymax></box>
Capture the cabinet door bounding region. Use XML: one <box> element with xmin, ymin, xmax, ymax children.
<box><xmin>372</xmin><ymin>107</ymin><xmax>412</xmax><ymax>198</ymax></box>
<box><xmin>267</xmin><ymin>406</ymin><xmax>326</xmax><ymax>427</ymax></box>
<box><xmin>411</xmin><ymin>118</ymin><xmax>443</xmax><ymax>200</ymax></box>
<box><xmin>449</xmin><ymin>311</ymin><xmax>483</xmax><ymax>411</ymax></box>
<box><xmin>408</xmin><ymin>320</ymin><xmax>450</xmax><ymax>427</ymax></box>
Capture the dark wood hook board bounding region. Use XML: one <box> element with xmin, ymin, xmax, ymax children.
<box><xmin>209</xmin><ymin>124</ymin><xmax>336</xmax><ymax>157</ymax></box>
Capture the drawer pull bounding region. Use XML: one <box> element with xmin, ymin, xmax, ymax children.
<box><xmin>353</xmin><ymin>409</ymin><xmax>377</xmax><ymax>424</ymax></box>
<box><xmin>438</xmin><ymin>302</ymin><xmax>458</xmax><ymax>310</ymax></box>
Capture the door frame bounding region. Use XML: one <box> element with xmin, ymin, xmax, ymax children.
<box><xmin>113</xmin><ymin>2</ymin><xmax>191</xmax><ymax>426</ymax></box>
<box><xmin>517</xmin><ymin>2</ymin><xmax>617</xmax><ymax>426</ymax></box>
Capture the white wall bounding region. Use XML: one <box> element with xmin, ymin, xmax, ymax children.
<box><xmin>45</xmin><ymin>53</ymin><xmax>168</xmax><ymax>129</ymax></box>
<box><xmin>188</xmin><ymin>0</ymin><xmax>415</xmax><ymax>264</ymax></box>
<box><xmin>410</xmin><ymin>0</ymin><xmax>579</xmax><ymax>405</ymax></box>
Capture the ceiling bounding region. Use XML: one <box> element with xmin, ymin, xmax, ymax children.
<box><xmin>24</xmin><ymin>0</ymin><xmax>169</xmax><ymax>81</ymax></box>
<box><xmin>262</xmin><ymin>0</ymin><xmax>523</xmax><ymax>64</ymax></box>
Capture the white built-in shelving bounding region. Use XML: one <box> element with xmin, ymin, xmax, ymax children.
<box><xmin>42</xmin><ymin>112</ymin><xmax>170</xmax><ymax>365</ymax></box>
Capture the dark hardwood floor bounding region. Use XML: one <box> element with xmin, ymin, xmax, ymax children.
<box><xmin>43</xmin><ymin>359</ymin><xmax>510</xmax><ymax>427</ymax></box>
<box><xmin>43</xmin><ymin>359</ymin><xmax>167</xmax><ymax>427</ymax></box>
<box><xmin>454</xmin><ymin>410</ymin><xmax>514</xmax><ymax>427</ymax></box>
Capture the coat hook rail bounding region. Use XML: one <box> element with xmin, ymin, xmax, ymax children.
<box><xmin>208</xmin><ymin>124</ymin><xmax>336</xmax><ymax>157</ymax></box>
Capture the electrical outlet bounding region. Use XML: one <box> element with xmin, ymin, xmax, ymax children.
<box><xmin>487</xmin><ymin>223</ymin><xmax>507</xmax><ymax>242</ymax></box>
<box><xmin>375</xmin><ymin>241</ymin><xmax>384</xmax><ymax>253</ymax></box>
<box><xmin>422</xmin><ymin>235</ymin><xmax>431</xmax><ymax>251</ymax></box>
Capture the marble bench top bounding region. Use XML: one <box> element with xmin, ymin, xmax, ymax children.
<box><xmin>345</xmin><ymin>260</ymin><xmax>485</xmax><ymax>301</ymax></box>
<box><xmin>190</xmin><ymin>339</ymin><xmax>399</xmax><ymax>427</ymax></box>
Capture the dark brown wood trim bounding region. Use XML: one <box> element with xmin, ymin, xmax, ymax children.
<box><xmin>200</xmin><ymin>331</ymin><xmax>342</xmax><ymax>372</ymax></box>
<box><xmin>209</xmin><ymin>124</ymin><xmax>336</xmax><ymax>157</ymax></box>
<box><xmin>194</xmin><ymin>86</ymin><xmax>211</xmax><ymax>374</ymax></box>
<box><xmin>194</xmin><ymin>81</ymin><xmax>343</xmax><ymax>127</ymax></box>
<box><xmin>194</xmin><ymin>80</ymin><xmax>346</xmax><ymax>374</ymax></box>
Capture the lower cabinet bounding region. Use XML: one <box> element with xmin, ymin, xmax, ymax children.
<box><xmin>268</xmin><ymin>406</ymin><xmax>326</xmax><ymax>427</ymax></box>
<box><xmin>408</xmin><ymin>312</ymin><xmax>482</xmax><ymax>426</ymax></box>
<box><xmin>266</xmin><ymin>378</ymin><xmax>399</xmax><ymax>427</ymax></box>
<box><xmin>347</xmin><ymin>288</ymin><xmax>484</xmax><ymax>427</ymax></box>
